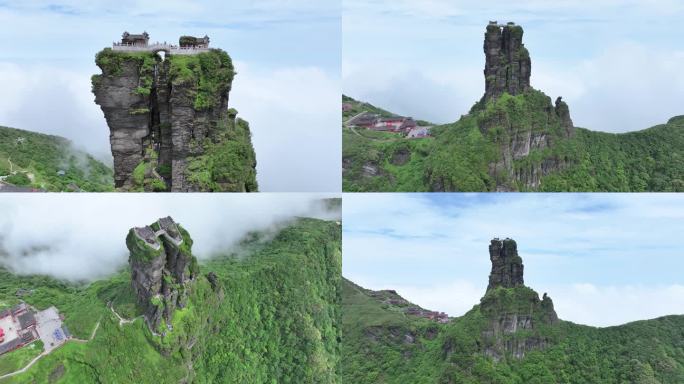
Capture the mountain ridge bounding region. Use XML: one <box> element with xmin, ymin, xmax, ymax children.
<box><xmin>342</xmin><ymin>22</ymin><xmax>684</xmax><ymax>192</ymax></box>
<box><xmin>342</xmin><ymin>238</ymin><xmax>684</xmax><ymax>383</ymax></box>
<box><xmin>0</xmin><ymin>125</ymin><xmax>113</xmax><ymax>192</ymax></box>
<box><xmin>0</xmin><ymin>217</ymin><xmax>341</xmax><ymax>383</ymax></box>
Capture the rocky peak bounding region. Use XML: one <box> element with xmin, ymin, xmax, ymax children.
<box><xmin>483</xmin><ymin>21</ymin><xmax>531</xmax><ymax>102</ymax></box>
<box><xmin>487</xmin><ymin>238</ymin><xmax>524</xmax><ymax>291</ymax></box>
<box><xmin>479</xmin><ymin>238</ymin><xmax>558</xmax><ymax>360</ymax></box>
<box><xmin>92</xmin><ymin>41</ymin><xmax>257</xmax><ymax>192</ymax></box>
<box><xmin>126</xmin><ymin>216</ymin><xmax>199</xmax><ymax>332</ymax></box>
<box><xmin>555</xmin><ymin>96</ymin><xmax>574</xmax><ymax>137</ymax></box>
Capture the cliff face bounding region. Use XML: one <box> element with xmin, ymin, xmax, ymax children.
<box><xmin>480</xmin><ymin>237</ymin><xmax>558</xmax><ymax>360</ymax></box>
<box><xmin>126</xmin><ymin>216</ymin><xmax>199</xmax><ymax>332</ymax></box>
<box><xmin>487</xmin><ymin>238</ymin><xmax>524</xmax><ymax>290</ymax></box>
<box><xmin>483</xmin><ymin>22</ymin><xmax>531</xmax><ymax>102</ymax></box>
<box><xmin>93</xmin><ymin>48</ymin><xmax>257</xmax><ymax>192</ymax></box>
<box><xmin>478</xmin><ymin>23</ymin><xmax>574</xmax><ymax>191</ymax></box>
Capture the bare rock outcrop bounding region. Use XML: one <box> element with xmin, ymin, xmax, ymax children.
<box><xmin>126</xmin><ymin>216</ymin><xmax>199</xmax><ymax>332</ymax></box>
<box><xmin>483</xmin><ymin>22</ymin><xmax>531</xmax><ymax>102</ymax></box>
<box><xmin>93</xmin><ymin>37</ymin><xmax>257</xmax><ymax>192</ymax></box>
<box><xmin>487</xmin><ymin>238</ymin><xmax>524</xmax><ymax>291</ymax></box>
<box><xmin>479</xmin><ymin>23</ymin><xmax>575</xmax><ymax>190</ymax></box>
<box><xmin>480</xmin><ymin>237</ymin><xmax>558</xmax><ymax>360</ymax></box>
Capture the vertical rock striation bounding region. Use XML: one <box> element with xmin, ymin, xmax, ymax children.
<box><xmin>126</xmin><ymin>216</ymin><xmax>199</xmax><ymax>332</ymax></box>
<box><xmin>483</xmin><ymin>22</ymin><xmax>531</xmax><ymax>102</ymax></box>
<box><xmin>480</xmin><ymin>237</ymin><xmax>558</xmax><ymax>360</ymax></box>
<box><xmin>487</xmin><ymin>238</ymin><xmax>524</xmax><ymax>291</ymax></box>
<box><xmin>479</xmin><ymin>23</ymin><xmax>574</xmax><ymax>190</ymax></box>
<box><xmin>93</xmin><ymin>45</ymin><xmax>257</xmax><ymax>192</ymax></box>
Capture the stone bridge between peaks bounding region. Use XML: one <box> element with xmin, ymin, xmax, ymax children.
<box><xmin>133</xmin><ymin>216</ymin><xmax>184</xmax><ymax>250</ymax></box>
<box><xmin>112</xmin><ymin>42</ymin><xmax>210</xmax><ymax>55</ymax></box>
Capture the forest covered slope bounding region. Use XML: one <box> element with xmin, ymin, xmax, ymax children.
<box><xmin>0</xmin><ymin>217</ymin><xmax>341</xmax><ymax>383</ymax></box>
<box><xmin>342</xmin><ymin>22</ymin><xmax>684</xmax><ymax>192</ymax></box>
<box><xmin>342</xmin><ymin>238</ymin><xmax>684</xmax><ymax>384</ymax></box>
<box><xmin>0</xmin><ymin>126</ymin><xmax>113</xmax><ymax>192</ymax></box>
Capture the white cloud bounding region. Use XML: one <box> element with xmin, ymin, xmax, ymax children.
<box><xmin>544</xmin><ymin>283</ymin><xmax>684</xmax><ymax>327</ymax></box>
<box><xmin>354</xmin><ymin>280</ymin><xmax>684</xmax><ymax>327</ymax></box>
<box><xmin>231</xmin><ymin>62</ymin><xmax>340</xmax><ymax>191</ymax></box>
<box><xmin>343</xmin><ymin>194</ymin><xmax>684</xmax><ymax>326</ymax></box>
<box><xmin>0</xmin><ymin>194</ymin><xmax>338</xmax><ymax>281</ymax></box>
<box><xmin>0</xmin><ymin>63</ymin><xmax>111</xmax><ymax>161</ymax></box>
<box><xmin>535</xmin><ymin>44</ymin><xmax>684</xmax><ymax>132</ymax></box>
<box><xmin>343</xmin><ymin>1</ymin><xmax>684</xmax><ymax>132</ymax></box>
<box><xmin>342</xmin><ymin>63</ymin><xmax>481</xmax><ymax>124</ymax></box>
<box><xmin>0</xmin><ymin>60</ymin><xmax>340</xmax><ymax>191</ymax></box>
<box><xmin>0</xmin><ymin>0</ymin><xmax>340</xmax><ymax>192</ymax></box>
<box><xmin>380</xmin><ymin>280</ymin><xmax>485</xmax><ymax>318</ymax></box>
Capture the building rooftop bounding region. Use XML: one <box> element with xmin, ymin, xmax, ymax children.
<box><xmin>17</xmin><ymin>311</ymin><xmax>36</xmax><ymax>329</ymax></box>
<box><xmin>134</xmin><ymin>226</ymin><xmax>161</xmax><ymax>249</ymax></box>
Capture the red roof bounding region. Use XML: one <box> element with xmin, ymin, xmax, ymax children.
<box><xmin>0</xmin><ymin>327</ymin><xmax>4</xmax><ymax>337</ymax></box>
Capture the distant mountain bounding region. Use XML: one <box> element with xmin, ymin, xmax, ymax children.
<box><xmin>0</xmin><ymin>126</ymin><xmax>113</xmax><ymax>192</ymax></box>
<box><xmin>342</xmin><ymin>22</ymin><xmax>684</xmax><ymax>192</ymax></box>
<box><xmin>0</xmin><ymin>217</ymin><xmax>341</xmax><ymax>382</ymax></box>
<box><xmin>342</xmin><ymin>238</ymin><xmax>684</xmax><ymax>383</ymax></box>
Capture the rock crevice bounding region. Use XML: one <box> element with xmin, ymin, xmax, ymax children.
<box><xmin>126</xmin><ymin>216</ymin><xmax>199</xmax><ymax>332</ymax></box>
<box><xmin>480</xmin><ymin>237</ymin><xmax>558</xmax><ymax>360</ymax></box>
<box><xmin>483</xmin><ymin>22</ymin><xmax>531</xmax><ymax>102</ymax></box>
<box><xmin>93</xmin><ymin>46</ymin><xmax>257</xmax><ymax>192</ymax></box>
<box><xmin>487</xmin><ymin>238</ymin><xmax>524</xmax><ymax>290</ymax></box>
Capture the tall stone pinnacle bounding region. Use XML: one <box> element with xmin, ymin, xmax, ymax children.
<box><xmin>126</xmin><ymin>216</ymin><xmax>199</xmax><ymax>332</ymax></box>
<box><xmin>487</xmin><ymin>238</ymin><xmax>524</xmax><ymax>291</ymax></box>
<box><xmin>483</xmin><ymin>21</ymin><xmax>531</xmax><ymax>101</ymax></box>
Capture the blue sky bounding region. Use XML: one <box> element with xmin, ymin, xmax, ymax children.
<box><xmin>343</xmin><ymin>0</ymin><xmax>684</xmax><ymax>133</ymax></box>
<box><xmin>0</xmin><ymin>0</ymin><xmax>341</xmax><ymax>191</ymax></box>
<box><xmin>343</xmin><ymin>193</ymin><xmax>684</xmax><ymax>326</ymax></box>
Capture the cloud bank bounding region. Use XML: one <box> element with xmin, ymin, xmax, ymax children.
<box><xmin>0</xmin><ymin>194</ymin><xmax>339</xmax><ymax>282</ymax></box>
<box><xmin>0</xmin><ymin>0</ymin><xmax>341</xmax><ymax>191</ymax></box>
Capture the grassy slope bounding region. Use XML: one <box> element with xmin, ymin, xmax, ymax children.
<box><xmin>342</xmin><ymin>278</ymin><xmax>684</xmax><ymax>384</ymax></box>
<box><xmin>0</xmin><ymin>341</ymin><xmax>44</xmax><ymax>376</ymax></box>
<box><xmin>342</xmin><ymin>95</ymin><xmax>400</xmax><ymax>122</ymax></box>
<box><xmin>0</xmin><ymin>218</ymin><xmax>341</xmax><ymax>383</ymax></box>
<box><xmin>342</xmin><ymin>95</ymin><xmax>435</xmax><ymax>192</ymax></box>
<box><xmin>342</xmin><ymin>93</ymin><xmax>684</xmax><ymax>192</ymax></box>
<box><xmin>0</xmin><ymin>126</ymin><xmax>113</xmax><ymax>192</ymax></box>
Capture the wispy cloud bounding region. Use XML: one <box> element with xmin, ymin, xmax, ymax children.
<box><xmin>343</xmin><ymin>0</ymin><xmax>684</xmax><ymax>132</ymax></box>
<box><xmin>343</xmin><ymin>193</ymin><xmax>684</xmax><ymax>326</ymax></box>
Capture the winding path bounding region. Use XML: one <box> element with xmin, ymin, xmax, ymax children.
<box><xmin>0</xmin><ymin>317</ymin><xmax>102</xmax><ymax>381</ymax></box>
<box><xmin>108</xmin><ymin>302</ymin><xmax>141</xmax><ymax>326</ymax></box>
<box><xmin>0</xmin><ymin>350</ymin><xmax>48</xmax><ymax>381</ymax></box>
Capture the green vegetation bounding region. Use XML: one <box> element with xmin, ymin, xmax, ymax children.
<box><xmin>94</xmin><ymin>48</ymin><xmax>157</xmax><ymax>99</ymax></box>
<box><xmin>186</xmin><ymin>117</ymin><xmax>258</xmax><ymax>192</ymax></box>
<box><xmin>342</xmin><ymin>95</ymin><xmax>403</xmax><ymax>121</ymax></box>
<box><xmin>0</xmin><ymin>218</ymin><xmax>340</xmax><ymax>383</ymax></box>
<box><xmin>4</xmin><ymin>172</ymin><xmax>31</xmax><ymax>186</ymax></box>
<box><xmin>342</xmin><ymin>278</ymin><xmax>684</xmax><ymax>383</ymax></box>
<box><xmin>342</xmin><ymin>92</ymin><xmax>684</xmax><ymax>192</ymax></box>
<box><xmin>536</xmin><ymin>121</ymin><xmax>684</xmax><ymax>191</ymax></box>
<box><xmin>342</xmin><ymin>127</ymin><xmax>433</xmax><ymax>191</ymax></box>
<box><xmin>127</xmin><ymin>146</ymin><xmax>169</xmax><ymax>192</ymax></box>
<box><xmin>126</xmin><ymin>229</ymin><xmax>164</xmax><ymax>262</ymax></box>
<box><xmin>0</xmin><ymin>126</ymin><xmax>113</xmax><ymax>191</ymax></box>
<box><xmin>168</xmin><ymin>49</ymin><xmax>235</xmax><ymax>111</ymax></box>
<box><xmin>0</xmin><ymin>340</ymin><xmax>43</xmax><ymax>376</ymax></box>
